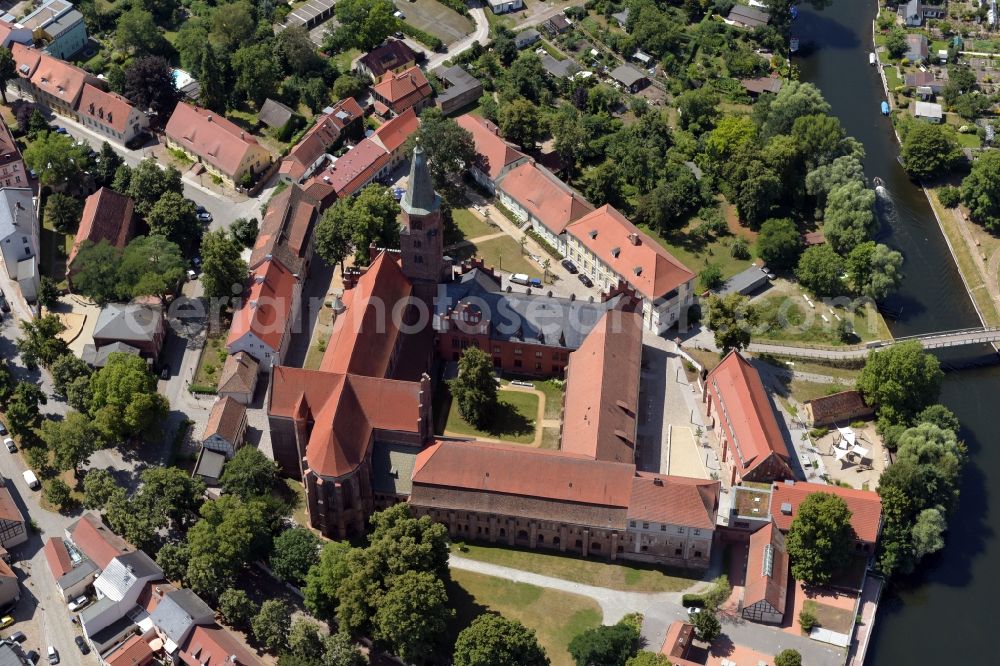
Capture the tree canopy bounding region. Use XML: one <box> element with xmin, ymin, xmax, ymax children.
<box><xmin>795</xmin><ymin>244</ymin><xmax>844</xmax><ymax>297</ymax></box>
<box><xmin>756</xmin><ymin>218</ymin><xmax>803</xmax><ymax>270</ymax></box>
<box><xmin>847</xmin><ymin>242</ymin><xmax>903</xmax><ymax>300</ymax></box>
<box><xmin>961</xmin><ymin>151</ymin><xmax>1000</xmax><ymax>231</ymax></box>
<box><xmin>270</xmin><ymin>527</ymin><xmax>320</xmax><ymax>586</ymax></box>
<box><xmin>900</xmin><ymin>122</ymin><xmax>963</xmax><ymax>181</ymax></box>
<box><xmin>200</xmin><ymin>229</ymin><xmax>248</xmax><ymax>300</ymax></box>
<box><xmin>450</xmin><ymin>347</ymin><xmax>498</xmax><ymax>429</ymax></box>
<box><xmin>823</xmin><ymin>181</ymin><xmax>877</xmax><ymax>255</ymax></box>
<box><xmin>568</xmin><ymin>620</ymin><xmax>640</xmax><ymax>666</ymax></box>
<box><xmin>857</xmin><ymin>341</ymin><xmax>943</xmax><ymax>424</ymax></box>
<box><xmin>88</xmin><ymin>352</ymin><xmax>170</xmax><ymax>442</ymax></box>
<box><xmin>314</xmin><ymin>185</ymin><xmax>400</xmax><ymax>264</ymax></box>
<box><xmin>454</xmin><ymin>614</ymin><xmax>550</xmax><ymax>666</ymax></box>
<box><xmin>23</xmin><ymin>131</ymin><xmax>91</xmax><ymax>189</ymax></box>
<box><xmin>786</xmin><ymin>492</ymin><xmax>855</xmax><ymax>585</ymax></box>
<box><xmin>706</xmin><ymin>293</ymin><xmax>758</xmax><ymax>354</ymax></box>
<box><xmin>220</xmin><ymin>446</ymin><xmax>279</xmax><ymax>500</ymax></box>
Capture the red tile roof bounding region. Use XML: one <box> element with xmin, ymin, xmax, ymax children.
<box><xmin>627</xmin><ymin>473</ymin><xmax>719</xmax><ymax>529</ymax></box>
<box><xmin>660</xmin><ymin>621</ymin><xmax>697</xmax><ymax>664</ymax></box>
<box><xmin>705</xmin><ymin>350</ymin><xmax>793</xmax><ymax>479</ymax></box>
<box><xmin>561</xmin><ymin>310</ymin><xmax>642</xmax><ymax>463</ymax></box>
<box><xmin>0</xmin><ymin>486</ymin><xmax>22</xmax><ymax>524</ymax></box>
<box><xmin>13</xmin><ymin>44</ymin><xmax>95</xmax><ymax>106</ymax></box>
<box><xmin>567</xmin><ymin>205</ymin><xmax>695</xmax><ymax>300</ymax></box>
<box><xmin>373</xmin><ymin>107</ymin><xmax>419</xmax><ymax>154</ymax></box>
<box><xmin>105</xmin><ymin>634</ymin><xmax>155</xmax><ymax>666</ymax></box>
<box><xmin>166</xmin><ymin>102</ymin><xmax>270</xmax><ymax>178</ymax></box>
<box><xmin>498</xmin><ymin>161</ymin><xmax>593</xmax><ymax>235</ymax></box>
<box><xmin>202</xmin><ymin>396</ymin><xmax>246</xmax><ymax>444</ymax></box>
<box><xmin>44</xmin><ymin>537</ymin><xmax>73</xmax><ymax>579</ymax></box>
<box><xmin>317</xmin><ymin>137</ymin><xmax>389</xmax><ymax>197</ymax></box>
<box><xmin>0</xmin><ymin>116</ymin><xmax>22</xmax><ymax>171</ymax></box>
<box><xmin>280</xmin><ymin>98</ymin><xmax>364</xmax><ymax>181</ymax></box>
<box><xmin>321</xmin><ymin>252</ymin><xmax>412</xmax><ymax>378</ymax></box>
<box><xmin>69</xmin><ymin>512</ymin><xmax>132</xmax><ymax>570</ymax></box>
<box><xmin>743</xmin><ymin>521</ymin><xmax>789</xmax><ymax>614</ymax></box>
<box><xmin>251</xmin><ymin>184</ymin><xmax>320</xmax><ymax>274</ymax></box>
<box><xmin>770</xmin><ymin>480</ymin><xmax>883</xmax><ymax>544</ymax></box>
<box><xmin>179</xmin><ymin>624</ymin><xmax>262</xmax><ymax>666</ymax></box>
<box><xmin>11</xmin><ymin>43</ymin><xmax>40</xmax><ymax>80</ymax></box>
<box><xmin>69</xmin><ymin>187</ymin><xmax>136</xmax><ymax>267</ymax></box>
<box><xmin>371</xmin><ymin>66</ymin><xmax>432</xmax><ymax>113</ymax></box>
<box><xmin>78</xmin><ymin>84</ymin><xmax>138</xmax><ymax>133</ymax></box>
<box><xmin>455</xmin><ymin>114</ymin><xmax>527</xmax><ymax>180</ymax></box>
<box><xmin>227</xmin><ymin>259</ymin><xmax>298</xmax><ymax>352</ymax></box>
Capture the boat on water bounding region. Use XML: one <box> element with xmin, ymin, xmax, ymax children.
<box><xmin>881</xmin><ymin>100</ymin><xmax>890</xmax><ymax>115</ymax></box>
<box><xmin>790</xmin><ymin>37</ymin><xmax>799</xmax><ymax>53</ymax></box>
<box><xmin>873</xmin><ymin>177</ymin><xmax>884</xmax><ymax>187</ymax></box>
<box><xmin>869</xmin><ymin>52</ymin><xmax>877</xmax><ymax>65</ymax></box>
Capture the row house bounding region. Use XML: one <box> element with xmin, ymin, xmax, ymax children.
<box><xmin>226</xmin><ymin>258</ymin><xmax>302</xmax><ymax>372</ymax></box>
<box><xmin>496</xmin><ymin>160</ymin><xmax>593</xmax><ymax>254</ymax></box>
<box><xmin>370</xmin><ymin>66</ymin><xmax>433</xmax><ymax>119</ymax></box>
<box><xmin>455</xmin><ymin>114</ymin><xmax>528</xmax><ymax>193</ymax></box>
<box><xmin>278</xmin><ymin>97</ymin><xmax>364</xmax><ymax>184</ymax></box>
<box><xmin>77</xmin><ymin>84</ymin><xmax>149</xmax><ymax>145</ymax></box>
<box><xmin>0</xmin><ymin>117</ymin><xmax>27</xmax><ymax>188</ymax></box>
<box><xmin>12</xmin><ymin>42</ymin><xmax>100</xmax><ymax>119</ymax></box>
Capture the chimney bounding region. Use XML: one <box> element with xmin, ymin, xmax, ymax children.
<box><xmin>653</xmin><ymin>477</ymin><xmax>664</xmax><ymax>486</ymax></box>
<box><xmin>627</xmin><ymin>232</ymin><xmax>640</xmax><ymax>245</ymax></box>
<box><xmin>207</xmin><ymin>115</ymin><xmax>213</xmax><ymax>122</ymax></box>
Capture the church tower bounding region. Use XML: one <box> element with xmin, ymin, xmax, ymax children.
<box><xmin>399</xmin><ymin>143</ymin><xmax>447</xmax><ymax>300</ymax></box>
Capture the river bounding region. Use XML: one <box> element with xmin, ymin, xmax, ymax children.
<box><xmin>795</xmin><ymin>2</ymin><xmax>998</xmax><ymax>662</ymax></box>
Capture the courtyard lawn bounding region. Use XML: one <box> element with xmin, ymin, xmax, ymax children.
<box><xmin>192</xmin><ymin>333</ymin><xmax>229</xmax><ymax>389</ymax></box>
<box><xmin>640</xmin><ymin>222</ymin><xmax>755</xmax><ymax>284</ymax></box>
<box><xmin>541</xmin><ymin>427</ymin><xmax>561</xmax><ymax>450</ymax></box>
<box><xmin>450</xmin><ymin>542</ymin><xmax>699</xmax><ymax>593</ymax></box>
<box><xmin>452</xmin><ymin>208</ymin><xmax>495</xmax><ymax>240</ymax></box>
<box><xmin>445</xmin><ymin>389</ymin><xmax>538</xmax><ymax>443</ymax></box>
<box><xmin>787</xmin><ymin>380</ymin><xmax>843</xmax><ymax>404</ymax></box>
<box><xmin>533</xmin><ymin>379</ymin><xmax>565</xmax><ymax>419</ymax></box>
<box><xmin>449</xmin><ymin>569</ymin><xmax>601</xmax><ymax>666</ymax></box>
<box><xmin>884</xmin><ymin>65</ymin><xmax>902</xmax><ymax>90</ymax></box>
<box><xmin>957</xmin><ymin>132</ymin><xmax>982</xmax><ymax>148</ymax></box>
<box><xmin>451</xmin><ymin>235</ymin><xmax>543</xmax><ymax>279</ymax></box>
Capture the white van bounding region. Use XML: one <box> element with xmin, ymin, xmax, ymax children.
<box><xmin>509</xmin><ymin>273</ymin><xmax>530</xmax><ymax>286</ymax></box>
<box><xmin>22</xmin><ymin>470</ymin><xmax>39</xmax><ymax>490</ymax></box>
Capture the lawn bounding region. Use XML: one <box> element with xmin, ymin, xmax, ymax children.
<box><xmin>193</xmin><ymin>333</ymin><xmax>229</xmax><ymax>389</ymax></box>
<box><xmin>884</xmin><ymin>65</ymin><xmax>901</xmax><ymax>91</ymax></box>
<box><xmin>640</xmin><ymin>221</ymin><xmax>755</xmax><ymax>285</ymax></box>
<box><xmin>533</xmin><ymin>379</ymin><xmax>565</xmax><ymax>419</ymax></box>
<box><xmin>541</xmin><ymin>427</ymin><xmax>561</xmax><ymax>450</ymax></box>
<box><xmin>787</xmin><ymin>380</ymin><xmax>843</xmax><ymax>403</ymax></box>
<box><xmin>451</xmin><ymin>235</ymin><xmax>543</xmax><ymax>279</ymax></box>
<box><xmin>403</xmin><ymin>0</ymin><xmax>474</xmax><ymax>44</ymax></box>
<box><xmin>449</xmin><ymin>569</ymin><xmax>601</xmax><ymax>666</ymax></box>
<box><xmin>540</xmin><ymin>39</ymin><xmax>566</xmax><ymax>60</ymax></box>
<box><xmin>956</xmin><ymin>132</ymin><xmax>982</xmax><ymax>148</ymax></box>
<box><xmin>331</xmin><ymin>48</ymin><xmax>361</xmax><ymax>73</ymax></box>
<box><xmin>444</xmin><ymin>388</ymin><xmax>538</xmax><ymax>443</ymax></box>
<box><xmin>753</xmin><ymin>286</ymin><xmax>889</xmax><ymax>347</ymax></box>
<box><xmin>451</xmin><ymin>542</ymin><xmax>700</xmax><ymax>593</ymax></box>
<box><xmin>452</xmin><ymin>207</ymin><xmax>495</xmax><ymax>240</ymax></box>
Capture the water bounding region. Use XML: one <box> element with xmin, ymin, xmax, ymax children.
<box><xmin>795</xmin><ymin>2</ymin><xmax>998</xmax><ymax>662</ymax></box>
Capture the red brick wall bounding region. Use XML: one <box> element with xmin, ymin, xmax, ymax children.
<box><xmin>436</xmin><ymin>330</ymin><xmax>569</xmax><ymax>377</ymax></box>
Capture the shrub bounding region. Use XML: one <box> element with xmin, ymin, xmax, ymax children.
<box><xmin>699</xmin><ymin>263</ymin><xmax>723</xmax><ymax>291</ymax></box>
<box><xmin>809</xmin><ymin>426</ymin><xmax>829</xmax><ymax>438</ymax></box>
<box><xmin>730</xmin><ymin>237</ymin><xmax>751</xmax><ymax>259</ymax></box>
<box><xmin>681</xmin><ymin>594</ymin><xmax>704</xmax><ymax>608</ymax></box>
<box><xmin>938</xmin><ymin>186</ymin><xmax>961</xmax><ymax>208</ymax></box>
<box><xmin>799</xmin><ymin>608</ymin><xmax>818</xmax><ymax>633</ymax></box>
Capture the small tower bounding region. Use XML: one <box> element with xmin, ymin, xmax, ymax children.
<box><xmin>399</xmin><ymin>142</ymin><xmax>446</xmax><ymax>300</ymax></box>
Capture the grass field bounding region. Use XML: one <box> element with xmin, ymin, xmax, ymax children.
<box><xmin>884</xmin><ymin>65</ymin><xmax>901</xmax><ymax>91</ymax></box>
<box><xmin>451</xmin><ymin>235</ymin><xmax>543</xmax><ymax>279</ymax></box>
<box><xmin>640</xmin><ymin>222</ymin><xmax>755</xmax><ymax>284</ymax></box>
<box><xmin>445</xmin><ymin>389</ymin><xmax>538</xmax><ymax>443</ymax></box>
<box><xmin>453</xmin><ymin>208</ymin><xmax>495</xmax><ymax>240</ymax></box>
<box><xmin>787</xmin><ymin>380</ymin><xmax>843</xmax><ymax>403</ymax></box>
<box><xmin>754</xmin><ymin>294</ymin><xmax>887</xmax><ymax>346</ymax></box>
<box><xmin>451</xmin><ymin>542</ymin><xmax>699</xmax><ymax>593</ymax></box>
<box><xmin>403</xmin><ymin>0</ymin><xmax>474</xmax><ymax>44</ymax></box>
<box><xmin>449</xmin><ymin>569</ymin><xmax>601</xmax><ymax>666</ymax></box>
<box><xmin>193</xmin><ymin>333</ymin><xmax>229</xmax><ymax>388</ymax></box>
<box><xmin>331</xmin><ymin>48</ymin><xmax>361</xmax><ymax>73</ymax></box>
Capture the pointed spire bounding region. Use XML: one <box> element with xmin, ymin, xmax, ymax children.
<box><xmin>401</xmin><ymin>140</ymin><xmax>439</xmax><ymax>216</ymax></box>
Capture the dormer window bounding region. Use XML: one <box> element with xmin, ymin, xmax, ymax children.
<box><xmin>611</xmin><ymin>247</ymin><xmax>620</xmax><ymax>258</ymax></box>
<box><xmin>588</xmin><ymin>230</ymin><xmax>597</xmax><ymax>239</ymax></box>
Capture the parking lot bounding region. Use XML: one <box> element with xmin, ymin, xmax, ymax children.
<box><xmin>400</xmin><ymin>0</ymin><xmax>474</xmax><ymax>45</ymax></box>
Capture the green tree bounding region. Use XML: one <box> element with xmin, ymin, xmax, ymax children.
<box><xmin>857</xmin><ymin>341</ymin><xmax>943</xmax><ymax>423</ymax></box>
<box><xmin>276</xmin><ymin>26</ymin><xmax>323</xmax><ymax>75</ymax></box>
<box><xmin>961</xmin><ymin>151</ymin><xmax>1000</xmax><ymax>231</ymax></box>
<box><xmin>505</xmin><ymin>52</ymin><xmax>548</xmax><ymax>103</ymax></box>
<box><xmin>795</xmin><ymin>244</ymin><xmax>844</xmax><ymax>296</ymax></box>
<box><xmin>676</xmin><ymin>87</ymin><xmax>720</xmax><ymax>134</ymax></box>
<box><xmin>211</xmin><ymin>1</ymin><xmax>257</xmax><ymax>50</ymax></box>
<box><xmin>885</xmin><ymin>27</ymin><xmax>908</xmax><ymax>59</ymax></box>
<box><xmin>900</xmin><ymin>122</ymin><xmax>963</xmax><ymax>181</ymax></box>
<box><xmin>219</xmin><ymin>588</ymin><xmax>257</xmax><ymax>628</ymax></box>
<box><xmin>41</xmin><ymin>411</ymin><xmax>101</xmax><ymax>476</ymax></box>
<box><xmin>911</xmin><ymin>507</ymin><xmax>947</xmax><ymax>558</ymax></box>
<box><xmin>372</xmin><ymin>570</ymin><xmax>453</xmax><ymax>665</ymax></box>
<box><xmin>156</xmin><ymin>541</ymin><xmax>191</xmax><ymax>582</ymax></box>
<box><xmin>0</xmin><ymin>47</ymin><xmax>15</xmax><ymax>104</ymax></box>
<box><xmin>304</xmin><ymin>540</ymin><xmax>353</xmax><ymax>621</ymax></box>
<box><xmin>805</xmin><ymin>155</ymin><xmax>865</xmax><ymax>216</ymax></box>
<box><xmin>231</xmin><ymin>217</ymin><xmax>259</xmax><ymax>248</ymax></box>
<box><xmin>321</xmin><ymin>633</ymin><xmax>366</xmax><ymax>666</ymax></box>
<box><xmin>175</xmin><ymin>18</ymin><xmax>210</xmax><ymax>74</ymax></box>
<box><xmin>692</xmin><ymin>609</ymin><xmax>722</xmax><ymax>641</ymax></box>
<box><xmin>315</xmin><ymin>185</ymin><xmax>400</xmax><ymax>264</ymax></box>
<box><xmin>37</xmin><ymin>276</ymin><xmax>60</xmax><ymax>310</ymax></box>
<box><xmin>759</xmin><ymin>81</ymin><xmax>831</xmax><ymax>138</ymax></box>
<box><xmin>201</xmin><ymin>229</ymin><xmax>248</xmax><ymax>300</ymax></box>
<box><xmin>756</xmin><ymin>218</ymin><xmax>802</xmax><ymax>270</ymax></box>
<box><xmin>140</xmin><ymin>466</ymin><xmax>206</xmax><ymax>529</ymax></box>
<box><xmin>735</xmin><ymin>167</ymin><xmax>781</xmax><ymax>228</ymax></box>
<box><xmin>253</xmin><ymin>599</ymin><xmax>292</xmax><ymax>653</ymax></box>
<box><xmin>115</xmin><ymin>6</ymin><xmax>166</xmax><ymax>55</ymax></box>
<box><xmin>233</xmin><ymin>43</ymin><xmax>282</xmax><ymax>106</ymax></box>
<box><xmin>288</xmin><ymin>618</ymin><xmax>325</xmax><ymax>662</ymax></box>
<box><xmin>16</xmin><ymin>314</ymin><xmax>68</xmax><ymax>369</ymax></box>
<box><xmin>5</xmin><ymin>382</ymin><xmax>45</xmax><ymax>439</ymax></box>
<box><xmin>450</xmin><ymin>347</ymin><xmax>498</xmax><ymax>428</ymax></box>
<box><xmin>786</xmin><ymin>492</ymin><xmax>855</xmax><ymax>585</ymax></box>
<box><xmin>198</xmin><ymin>41</ymin><xmax>230</xmax><ymax>112</ymax></box>
<box><xmin>187</xmin><ymin>496</ymin><xmax>274</xmax><ymax>600</ymax></box>
<box><xmin>315</xmin><ymin>202</ymin><xmax>353</xmax><ymax>269</ymax></box>
<box><xmin>70</xmin><ymin>241</ymin><xmax>124</xmax><ymax>304</ymax></box>
<box><xmin>407</xmin><ymin>108</ymin><xmax>476</xmax><ymax>193</ymax></box>
<box><xmin>499</xmin><ymin>98</ymin><xmax>542</xmax><ymax>149</ymax></box>
<box><xmin>120</xmin><ymin>235</ymin><xmax>187</xmax><ymax>301</ymax></box>
<box><xmin>270</xmin><ymin>527</ymin><xmax>320</xmax><ymax>586</ymax></box>
<box><xmin>83</xmin><ymin>468</ymin><xmax>119</xmax><ymax>510</ymax></box>
<box><xmin>127</xmin><ymin>159</ymin><xmax>184</xmax><ymax>217</ymax></box>
<box><xmin>44</xmin><ymin>478</ymin><xmax>72</xmax><ymax>509</ymax></box>
<box><xmin>50</xmin><ymin>353</ymin><xmax>90</xmax><ymax>398</ymax></box>
<box><xmin>89</xmin><ymin>352</ymin><xmax>169</xmax><ymax>442</ymax></box>
<box><xmin>220</xmin><ymin>446</ymin><xmax>279</xmax><ymax>500</ymax></box>
<box><xmin>0</xmin><ymin>361</ymin><xmax>12</xmax><ymax>408</ymax></box>
<box><xmin>625</xmin><ymin>652</ymin><xmax>671</xmax><ymax>666</ymax></box>
<box><xmin>44</xmin><ymin>193</ymin><xmax>82</xmax><ymax>234</ymax></box>
<box><xmin>916</xmin><ymin>404</ymin><xmax>960</xmax><ymax>434</ymax></box>
<box><xmin>332</xmin><ymin>73</ymin><xmax>369</xmax><ymax>101</ymax></box>
<box><xmin>823</xmin><ymin>181</ymin><xmax>877</xmax><ymax>255</ymax></box>
<box><xmin>638</xmin><ymin>165</ymin><xmax>700</xmax><ymax>234</ymax></box>
<box><xmin>23</xmin><ymin>131</ymin><xmax>91</xmax><ymax>189</ymax></box>
<box><xmin>774</xmin><ymin>649</ymin><xmax>803</xmax><ymax>666</ymax></box>
<box><xmin>706</xmin><ymin>293</ymin><xmax>758</xmax><ymax>354</ymax></box>
<box><xmin>454</xmin><ymin>614</ymin><xmax>550</xmax><ymax>666</ymax></box>
<box><xmin>568</xmin><ymin>621</ymin><xmax>640</xmax><ymax>666</ymax></box>
<box><xmin>332</xmin><ymin>0</ymin><xmax>397</xmax><ymax>50</ymax></box>
<box><xmin>847</xmin><ymin>242</ymin><xmax>903</xmax><ymax>299</ymax></box>
<box><xmin>704</xmin><ymin>115</ymin><xmax>757</xmax><ymax>166</ymax></box>
<box><xmin>124</xmin><ymin>56</ymin><xmax>180</xmax><ymax>116</ymax></box>
<box><xmin>699</xmin><ymin>263</ymin><xmax>723</xmax><ymax>291</ymax></box>
<box><xmin>146</xmin><ymin>192</ymin><xmax>202</xmax><ymax>252</ymax></box>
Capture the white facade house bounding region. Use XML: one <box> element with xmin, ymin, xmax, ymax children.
<box><xmin>487</xmin><ymin>0</ymin><xmax>524</xmax><ymax>14</ymax></box>
<box><xmin>0</xmin><ymin>188</ymin><xmax>38</xmax><ymax>302</ymax></box>
<box><xmin>225</xmin><ymin>259</ymin><xmax>302</xmax><ymax>372</ymax></box>
<box><xmin>80</xmin><ymin>551</ymin><xmax>162</xmax><ymax>642</ymax></box>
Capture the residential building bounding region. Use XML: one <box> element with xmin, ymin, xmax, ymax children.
<box><xmin>434</xmin><ymin>263</ymin><xmax>628</xmax><ymax>375</ymax></box>
<box><xmin>102</xmin><ymin>634</ymin><xmax>155</xmax><ymax>666</ymax></box>
<box><xmin>278</xmin><ymin>97</ymin><xmax>364</xmax><ymax>184</ymax></box>
<box><xmin>251</xmin><ymin>183</ymin><xmax>321</xmax><ymax>276</ymax></box>
<box><xmin>149</xmin><ymin>588</ymin><xmax>215</xmax><ymax>657</ymax></box>
<box><xmin>487</xmin><ymin>0</ymin><xmax>524</xmax><ymax>15</ymax></box>
<box><xmin>612</xmin><ymin>8</ymin><xmax>630</xmax><ymax>28</ymax></box>
<box><xmin>541</xmin><ymin>53</ymin><xmax>581</xmax><ymax>80</ymax></box>
<box><xmin>81</xmin><ymin>341</ymin><xmax>142</xmax><ymax>368</ymax></box>
<box><xmin>43</xmin><ymin>537</ymin><xmax>98</xmax><ymax>601</ymax></box>
<box><xmin>371</xmin><ymin>107</ymin><xmax>420</xmax><ymax>167</ymax></box>
<box><xmin>409</xmin><ymin>441</ymin><xmax>719</xmax><ymax>569</ymax></box>
<box><xmin>0</xmin><ymin>20</ymin><xmax>34</xmax><ymax>50</ymax></box>
<box><xmin>544</xmin><ymin>14</ymin><xmax>572</xmax><ymax>34</ymax></box>
<box><xmin>515</xmin><ymin>28</ymin><xmax>541</xmax><ymax>49</ymax></box>
<box><xmin>370</xmin><ymin>66</ymin><xmax>433</xmax><ymax>118</ymax></box>
<box><xmin>77</xmin><ymin>84</ymin><xmax>148</xmax><ymax>145</ymax></box>
<box><xmin>803</xmin><ymin>390</ymin><xmax>873</xmax><ymax>427</ymax></box>
<box><xmin>904</xmin><ymin>70</ymin><xmax>946</xmax><ymax>94</ymax></box>
<box><xmin>80</xmin><ymin>551</ymin><xmax>163</xmax><ymax>653</ymax></box>
<box><xmin>0</xmin><ymin>559</ymin><xmax>18</xmax><ymax>609</ymax></box>
<box><xmin>608</xmin><ymin>64</ymin><xmax>649</xmax><ymax>93</ymax></box>
<box><xmin>905</xmin><ymin>33</ymin><xmax>929</xmax><ymax>63</ymax></box>
<box><xmin>310</xmin><ymin>137</ymin><xmax>390</xmax><ymax>199</ymax></box>
<box><xmin>178</xmin><ymin>624</ymin><xmax>262</xmax><ymax>666</ymax></box>
<box><xmin>226</xmin><ymin>259</ymin><xmax>302</xmax><ymax>371</ymax></box>
<box><xmin>914</xmin><ymin>100</ymin><xmax>944</xmax><ymax>122</ymax></box>
<box><xmin>0</xmin><ymin>641</ymin><xmax>26</xmax><ymax>666</ymax></box>
<box><xmin>18</xmin><ymin>0</ymin><xmax>87</xmax><ymax>59</ymax></box>
<box><xmin>0</xmin><ymin>118</ymin><xmax>27</xmax><ymax>189</ymax></box>
<box><xmin>65</xmin><ymin>512</ymin><xmax>132</xmax><ymax>571</ymax></box>
<box><xmin>741</xmin><ymin>76</ymin><xmax>783</xmax><ymax>97</ymax></box>
<box><xmin>741</xmin><ymin>521</ymin><xmax>788</xmax><ymax>624</ymax></box>
<box><xmin>770</xmin><ymin>480</ymin><xmax>883</xmax><ymax>554</ymax></box>
<box><xmin>217</xmin><ymin>351</ymin><xmax>259</xmax><ymax>404</ymax></box>
<box><xmin>433</xmin><ymin>65</ymin><xmax>483</xmax><ymax>115</ymax></box>
<box><xmin>565</xmin><ymin>205</ymin><xmax>696</xmax><ymax>333</ymax></box>
<box><xmin>164</xmin><ymin>102</ymin><xmax>275</xmax><ymax>188</ymax></box>
<box><xmin>902</xmin><ymin>0</ymin><xmax>922</xmax><ymax>25</ymax></box>
<box><xmin>91</xmin><ymin>302</ymin><xmax>165</xmax><ymax>359</ymax></box>
<box><xmin>258</xmin><ymin>98</ymin><xmax>296</xmax><ymax>130</ymax></box>
<box><xmin>357</xmin><ymin>39</ymin><xmax>418</xmax><ymax>80</ymax></box>
<box><xmin>67</xmin><ymin>187</ymin><xmax>137</xmax><ymax>274</ymax></box>
<box><xmin>0</xmin><ymin>187</ymin><xmax>38</xmax><ymax>302</ymax></box>
<box><xmin>725</xmin><ymin>4</ymin><xmax>770</xmax><ymax>28</ymax></box>
<box><xmin>455</xmin><ymin>114</ymin><xmax>528</xmax><ymax>193</ymax></box>
<box><xmin>11</xmin><ymin>43</ymin><xmax>102</xmax><ymax>118</ymax></box>
<box><xmin>201</xmin><ymin>396</ymin><xmax>248</xmax><ymax>458</ymax></box>
<box><xmin>496</xmin><ymin>161</ymin><xmax>593</xmax><ymax>254</ymax></box>
<box><xmin>0</xmin><ymin>485</ymin><xmax>26</xmax><ymax>549</ymax></box>
<box><xmin>703</xmin><ymin>350</ymin><xmax>794</xmax><ymax>485</ymax></box>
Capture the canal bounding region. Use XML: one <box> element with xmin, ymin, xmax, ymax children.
<box><xmin>795</xmin><ymin>1</ymin><xmax>998</xmax><ymax>662</ymax></box>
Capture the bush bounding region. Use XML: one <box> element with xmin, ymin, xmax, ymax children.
<box><xmin>809</xmin><ymin>426</ymin><xmax>829</xmax><ymax>438</ymax></box>
<box><xmin>436</xmin><ymin>0</ymin><xmax>470</xmax><ymax>15</ymax></box>
<box><xmin>938</xmin><ymin>186</ymin><xmax>961</xmax><ymax>208</ymax></box>
<box><xmin>189</xmin><ymin>384</ymin><xmax>218</xmax><ymax>394</ymax></box>
<box><xmin>699</xmin><ymin>263</ymin><xmax>723</xmax><ymax>291</ymax></box>
<box><xmin>681</xmin><ymin>594</ymin><xmax>704</xmax><ymax>608</ymax></box>
<box><xmin>45</xmin><ymin>479</ymin><xmax>72</xmax><ymax>509</ymax></box>
<box><xmin>730</xmin><ymin>237</ymin><xmax>751</xmax><ymax>259</ymax></box>
<box><xmin>399</xmin><ymin>22</ymin><xmax>443</xmax><ymax>51</ymax></box>
<box><xmin>799</xmin><ymin>608</ymin><xmax>818</xmax><ymax>633</ymax></box>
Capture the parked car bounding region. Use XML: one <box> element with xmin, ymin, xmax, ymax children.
<box><xmin>74</xmin><ymin>637</ymin><xmax>89</xmax><ymax>655</ymax></box>
<box><xmin>561</xmin><ymin>258</ymin><xmax>578</xmax><ymax>273</ymax></box>
<box><xmin>160</xmin><ymin>364</ymin><xmax>170</xmax><ymax>380</ymax></box>
<box><xmin>22</xmin><ymin>470</ymin><xmax>39</xmax><ymax>490</ymax></box>
<box><xmin>686</xmin><ymin>607</ymin><xmax>701</xmax><ymax>616</ymax></box>
<box><xmin>24</xmin><ymin>650</ymin><xmax>38</xmax><ymax>664</ymax></box>
<box><xmin>197</xmin><ymin>210</ymin><xmax>213</xmax><ymax>223</ymax></box>
<box><xmin>9</xmin><ymin>631</ymin><xmax>25</xmax><ymax>643</ymax></box>
<box><xmin>47</xmin><ymin>645</ymin><xmax>58</xmax><ymax>664</ymax></box>
<box><xmin>67</xmin><ymin>595</ymin><xmax>88</xmax><ymax>612</ymax></box>
<box><xmin>528</xmin><ymin>278</ymin><xmax>543</xmax><ymax>288</ymax></box>
<box><xmin>0</xmin><ymin>291</ymin><xmax>9</xmax><ymax>313</ymax></box>
<box><xmin>0</xmin><ymin>422</ymin><xmax>7</xmax><ymax>436</ymax></box>
<box><xmin>0</xmin><ymin>616</ymin><xmax>12</xmax><ymax>629</ymax></box>
<box><xmin>577</xmin><ymin>274</ymin><xmax>594</xmax><ymax>288</ymax></box>
<box><xmin>54</xmin><ymin>127</ymin><xmax>67</xmax><ymax>135</ymax></box>
<box><xmin>509</xmin><ymin>273</ymin><xmax>530</xmax><ymax>286</ymax></box>
<box><xmin>4</xmin><ymin>438</ymin><xmax>15</xmax><ymax>453</ymax></box>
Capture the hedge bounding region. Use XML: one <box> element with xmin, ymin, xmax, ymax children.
<box><xmin>189</xmin><ymin>384</ymin><xmax>218</xmax><ymax>395</ymax></box>
<box><xmin>681</xmin><ymin>594</ymin><xmax>704</xmax><ymax>608</ymax></box>
<box><xmin>435</xmin><ymin>0</ymin><xmax>470</xmax><ymax>17</ymax></box>
<box><xmin>399</xmin><ymin>22</ymin><xmax>444</xmax><ymax>51</ymax></box>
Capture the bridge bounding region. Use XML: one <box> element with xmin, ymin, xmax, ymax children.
<box><xmin>741</xmin><ymin>327</ymin><xmax>1000</xmax><ymax>361</ymax></box>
